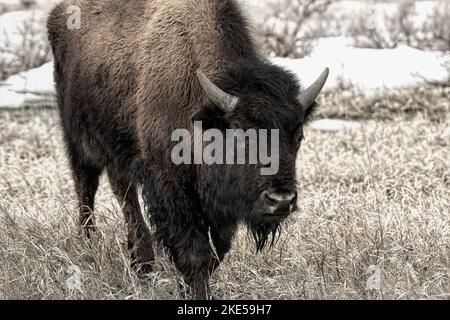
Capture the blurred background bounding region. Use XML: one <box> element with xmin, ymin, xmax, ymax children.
<box><xmin>0</xmin><ymin>0</ymin><xmax>448</xmax><ymax>300</ymax></box>
<box><xmin>0</xmin><ymin>0</ymin><xmax>449</xmax><ymax>109</ymax></box>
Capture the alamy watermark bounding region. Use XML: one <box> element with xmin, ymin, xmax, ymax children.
<box><xmin>366</xmin><ymin>265</ymin><xmax>381</xmax><ymax>291</ymax></box>
<box><xmin>66</xmin><ymin>265</ymin><xmax>82</xmax><ymax>293</ymax></box>
<box><xmin>67</xmin><ymin>5</ymin><xmax>81</xmax><ymax>30</ymax></box>
<box><xmin>171</xmin><ymin>121</ymin><xmax>280</xmax><ymax>176</ymax></box>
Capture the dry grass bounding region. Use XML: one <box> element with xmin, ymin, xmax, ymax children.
<box><xmin>317</xmin><ymin>83</ymin><xmax>450</xmax><ymax>122</ymax></box>
<box><xmin>0</xmin><ymin>87</ymin><xmax>449</xmax><ymax>300</ymax></box>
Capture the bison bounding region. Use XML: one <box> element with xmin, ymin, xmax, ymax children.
<box><xmin>47</xmin><ymin>0</ymin><xmax>328</xmax><ymax>299</ymax></box>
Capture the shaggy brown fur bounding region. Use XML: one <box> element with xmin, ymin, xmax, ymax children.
<box><xmin>48</xmin><ymin>0</ymin><xmax>315</xmax><ymax>299</ymax></box>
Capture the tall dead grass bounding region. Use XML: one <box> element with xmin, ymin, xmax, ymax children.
<box><xmin>0</xmin><ymin>87</ymin><xmax>448</xmax><ymax>299</ymax></box>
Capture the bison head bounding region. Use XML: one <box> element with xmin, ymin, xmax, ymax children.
<box><xmin>193</xmin><ymin>63</ymin><xmax>328</xmax><ymax>251</ymax></box>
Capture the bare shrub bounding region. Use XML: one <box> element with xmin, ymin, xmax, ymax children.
<box><xmin>21</xmin><ymin>0</ymin><xmax>37</xmax><ymax>10</ymax></box>
<box><xmin>349</xmin><ymin>0</ymin><xmax>450</xmax><ymax>53</ymax></box>
<box><xmin>0</xmin><ymin>15</ymin><xmax>52</xmax><ymax>80</ymax></box>
<box><xmin>411</xmin><ymin>2</ymin><xmax>449</xmax><ymax>83</ymax></box>
<box><xmin>257</xmin><ymin>0</ymin><xmax>332</xmax><ymax>58</ymax></box>
<box><xmin>395</xmin><ymin>0</ymin><xmax>418</xmax><ymax>46</ymax></box>
<box><xmin>349</xmin><ymin>0</ymin><xmax>417</xmax><ymax>49</ymax></box>
<box><xmin>349</xmin><ymin>7</ymin><xmax>396</xmax><ymax>49</ymax></box>
<box><xmin>417</xmin><ymin>2</ymin><xmax>450</xmax><ymax>51</ymax></box>
<box><xmin>0</xmin><ymin>0</ymin><xmax>36</xmax><ymax>13</ymax></box>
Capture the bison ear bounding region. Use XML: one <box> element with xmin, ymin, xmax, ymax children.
<box><xmin>304</xmin><ymin>101</ymin><xmax>318</xmax><ymax>123</ymax></box>
<box><xmin>191</xmin><ymin>105</ymin><xmax>227</xmax><ymax>130</ymax></box>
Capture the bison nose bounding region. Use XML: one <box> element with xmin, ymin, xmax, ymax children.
<box><xmin>261</xmin><ymin>190</ymin><xmax>297</xmax><ymax>216</ymax></box>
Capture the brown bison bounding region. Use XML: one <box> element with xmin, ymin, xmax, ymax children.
<box><xmin>47</xmin><ymin>0</ymin><xmax>328</xmax><ymax>299</ymax></box>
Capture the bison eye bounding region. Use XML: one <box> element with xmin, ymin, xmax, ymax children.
<box><xmin>296</xmin><ymin>135</ymin><xmax>305</xmax><ymax>148</ymax></box>
<box><xmin>295</xmin><ymin>125</ymin><xmax>304</xmax><ymax>148</ymax></box>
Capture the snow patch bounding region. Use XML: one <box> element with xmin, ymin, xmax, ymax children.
<box><xmin>0</xmin><ymin>62</ymin><xmax>55</xmax><ymax>109</ymax></box>
<box><xmin>272</xmin><ymin>37</ymin><xmax>450</xmax><ymax>95</ymax></box>
<box><xmin>308</xmin><ymin>119</ymin><xmax>361</xmax><ymax>132</ymax></box>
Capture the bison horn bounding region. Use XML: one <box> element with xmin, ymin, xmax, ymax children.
<box><xmin>299</xmin><ymin>68</ymin><xmax>329</xmax><ymax>108</ymax></box>
<box><xmin>196</xmin><ymin>69</ymin><xmax>239</xmax><ymax>113</ymax></box>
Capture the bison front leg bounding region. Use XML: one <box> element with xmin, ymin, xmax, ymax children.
<box><xmin>142</xmin><ymin>165</ymin><xmax>219</xmax><ymax>299</ymax></box>
<box><xmin>108</xmin><ymin>170</ymin><xmax>155</xmax><ymax>274</ymax></box>
<box><xmin>170</xmin><ymin>229</ymin><xmax>218</xmax><ymax>300</ymax></box>
<box><xmin>210</xmin><ymin>222</ymin><xmax>237</xmax><ymax>264</ymax></box>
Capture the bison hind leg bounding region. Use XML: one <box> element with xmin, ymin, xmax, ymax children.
<box><xmin>71</xmin><ymin>161</ymin><xmax>103</xmax><ymax>239</ymax></box>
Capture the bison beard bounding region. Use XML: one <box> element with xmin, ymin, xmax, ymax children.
<box><xmin>248</xmin><ymin>220</ymin><xmax>282</xmax><ymax>253</ymax></box>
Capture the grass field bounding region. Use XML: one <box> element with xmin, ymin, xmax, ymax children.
<box><xmin>0</xmin><ymin>84</ymin><xmax>448</xmax><ymax>300</ymax></box>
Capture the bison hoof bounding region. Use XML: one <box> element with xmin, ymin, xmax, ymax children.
<box><xmin>81</xmin><ymin>225</ymin><xmax>99</xmax><ymax>240</ymax></box>
<box><xmin>133</xmin><ymin>262</ymin><xmax>154</xmax><ymax>276</ymax></box>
